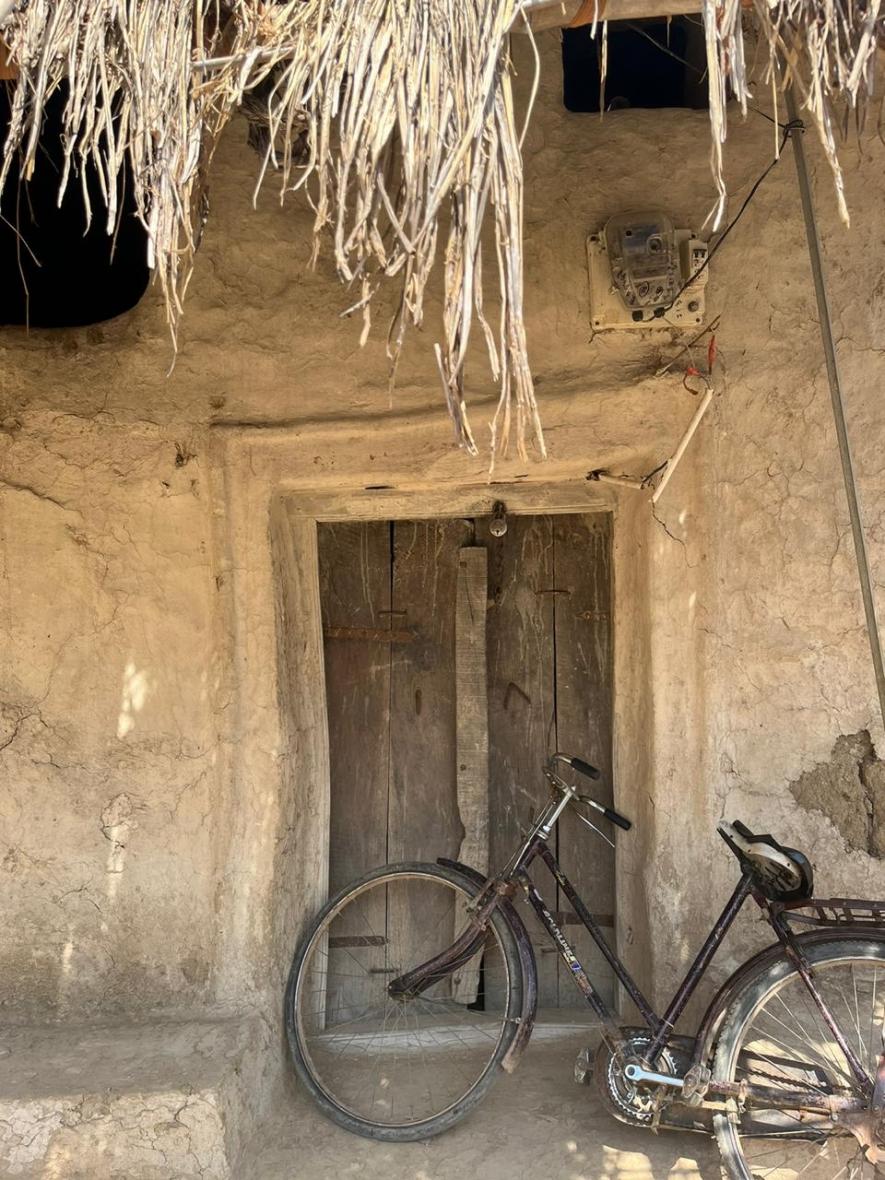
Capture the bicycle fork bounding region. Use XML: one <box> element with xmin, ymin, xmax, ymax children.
<box><xmin>387</xmin><ymin>878</ymin><xmax>511</xmax><ymax>999</ymax></box>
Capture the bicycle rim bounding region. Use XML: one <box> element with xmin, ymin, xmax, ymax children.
<box><xmin>716</xmin><ymin>945</ymin><xmax>885</xmax><ymax>1180</ymax></box>
<box><xmin>290</xmin><ymin>867</ymin><xmax>519</xmax><ymax>1132</ymax></box>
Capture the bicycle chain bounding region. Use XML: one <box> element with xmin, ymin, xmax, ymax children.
<box><xmin>740</xmin><ymin>1065</ymin><xmax>852</xmax><ymax>1096</ymax></box>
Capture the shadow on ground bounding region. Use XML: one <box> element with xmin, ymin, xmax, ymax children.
<box><xmin>244</xmin><ymin>1028</ymin><xmax>722</xmax><ymax>1180</ymax></box>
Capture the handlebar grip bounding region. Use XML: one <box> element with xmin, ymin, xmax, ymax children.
<box><xmin>568</xmin><ymin>756</ymin><xmax>601</xmax><ymax>780</ymax></box>
<box><xmin>603</xmin><ymin>806</ymin><xmax>632</xmax><ymax>831</ymax></box>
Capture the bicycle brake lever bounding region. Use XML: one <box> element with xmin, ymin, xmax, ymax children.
<box><xmin>572</xmin><ymin>805</ymin><xmax>615</xmax><ymax>849</ymax></box>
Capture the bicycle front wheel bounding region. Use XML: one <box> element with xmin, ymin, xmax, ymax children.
<box><xmin>713</xmin><ymin>938</ymin><xmax>885</xmax><ymax>1180</ymax></box>
<box><xmin>285</xmin><ymin>862</ymin><xmax>524</xmax><ymax>1141</ymax></box>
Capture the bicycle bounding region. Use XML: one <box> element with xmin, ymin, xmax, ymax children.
<box><xmin>285</xmin><ymin>752</ymin><xmax>885</xmax><ymax>1178</ymax></box>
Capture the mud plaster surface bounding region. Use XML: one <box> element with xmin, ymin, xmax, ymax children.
<box><xmin>0</xmin><ymin>26</ymin><xmax>884</xmax><ymax>1085</ymax></box>
<box><xmin>0</xmin><ymin>1016</ymin><xmax>271</xmax><ymax>1179</ymax></box>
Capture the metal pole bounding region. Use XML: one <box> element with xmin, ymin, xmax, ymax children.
<box><xmin>786</xmin><ymin>88</ymin><xmax>885</xmax><ymax>734</ymax></box>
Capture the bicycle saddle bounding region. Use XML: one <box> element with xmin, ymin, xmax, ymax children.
<box><xmin>718</xmin><ymin>820</ymin><xmax>814</xmax><ymax>902</ymax></box>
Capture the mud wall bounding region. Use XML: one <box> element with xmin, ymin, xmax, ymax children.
<box><xmin>2</xmin><ymin>31</ymin><xmax>885</xmax><ymax>1023</ymax></box>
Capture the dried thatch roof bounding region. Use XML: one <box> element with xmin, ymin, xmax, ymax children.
<box><xmin>0</xmin><ymin>1</ymin><xmax>882</xmax><ymax>457</ymax></box>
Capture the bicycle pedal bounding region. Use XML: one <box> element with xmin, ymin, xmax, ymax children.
<box><xmin>574</xmin><ymin>1046</ymin><xmax>593</xmax><ymax>1085</ymax></box>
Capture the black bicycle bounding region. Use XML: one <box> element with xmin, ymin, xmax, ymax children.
<box><xmin>286</xmin><ymin>752</ymin><xmax>885</xmax><ymax>1179</ymax></box>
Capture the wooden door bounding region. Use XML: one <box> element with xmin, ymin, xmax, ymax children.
<box><xmin>317</xmin><ymin>513</ymin><xmax>614</xmax><ymax>1011</ymax></box>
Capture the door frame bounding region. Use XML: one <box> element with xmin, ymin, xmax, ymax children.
<box><xmin>284</xmin><ymin>481</ymin><xmax>617</xmax><ymax>890</ymax></box>
<box><xmin>210</xmin><ymin>452</ymin><xmax>621</xmax><ymax>1014</ymax></box>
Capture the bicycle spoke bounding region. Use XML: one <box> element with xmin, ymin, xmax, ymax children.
<box><xmin>750</xmin><ymin>1005</ymin><xmax>843</xmax><ymax>1093</ymax></box>
<box><xmin>869</xmin><ymin>967</ymin><xmax>880</xmax><ymax>1074</ymax></box>
<box><xmin>292</xmin><ymin>868</ymin><xmax>515</xmax><ymax>1128</ymax></box>
<box><xmin>717</xmin><ymin>949</ymin><xmax>885</xmax><ymax>1180</ymax></box>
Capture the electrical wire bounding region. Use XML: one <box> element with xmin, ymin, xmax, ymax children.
<box><xmin>625</xmin><ymin>22</ymin><xmax>705</xmax><ymax>78</ymax></box>
<box><xmin>588</xmin><ymin>19</ymin><xmax>789</xmax><ymax>131</ymax></box>
<box><xmin>655</xmin><ymin>119</ymin><xmax>803</xmax><ymax>317</ymax></box>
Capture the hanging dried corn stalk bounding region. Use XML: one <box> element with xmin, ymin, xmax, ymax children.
<box><xmin>701</xmin><ymin>0</ymin><xmax>884</xmax><ymax>230</ymax></box>
<box><xmin>0</xmin><ymin>0</ymin><xmax>541</xmax><ymax>459</ymax></box>
<box><xmin>0</xmin><ymin>1</ymin><xmax>882</xmax><ymax>458</ymax></box>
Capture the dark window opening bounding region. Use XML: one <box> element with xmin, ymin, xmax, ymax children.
<box><xmin>562</xmin><ymin>18</ymin><xmax>708</xmax><ymax>113</ymax></box>
<box><xmin>0</xmin><ymin>85</ymin><xmax>150</xmax><ymax>327</ymax></box>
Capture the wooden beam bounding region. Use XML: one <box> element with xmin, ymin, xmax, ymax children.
<box><xmin>518</xmin><ymin>0</ymin><xmax>701</xmax><ymax>30</ymax></box>
<box><xmin>603</xmin><ymin>0</ymin><xmax>702</xmax><ymax>15</ymax></box>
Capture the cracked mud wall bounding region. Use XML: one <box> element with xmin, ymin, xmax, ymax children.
<box><xmin>2</xmin><ymin>30</ymin><xmax>885</xmax><ymax>1024</ymax></box>
<box><xmin>0</xmin><ymin>421</ymin><xmax>221</xmax><ymax>1019</ymax></box>
<box><xmin>647</xmin><ymin>124</ymin><xmax>885</xmax><ymax>1010</ymax></box>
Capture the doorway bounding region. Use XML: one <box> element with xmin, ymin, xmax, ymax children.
<box><xmin>317</xmin><ymin>512</ymin><xmax>615</xmax><ymax>1009</ymax></box>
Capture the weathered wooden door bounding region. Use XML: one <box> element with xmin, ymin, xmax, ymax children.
<box><xmin>318</xmin><ymin>513</ymin><xmax>614</xmax><ymax>1010</ymax></box>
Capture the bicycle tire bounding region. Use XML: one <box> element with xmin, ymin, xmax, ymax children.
<box><xmin>713</xmin><ymin>936</ymin><xmax>885</xmax><ymax>1180</ymax></box>
<box><xmin>285</xmin><ymin>861</ymin><xmax>524</xmax><ymax>1141</ymax></box>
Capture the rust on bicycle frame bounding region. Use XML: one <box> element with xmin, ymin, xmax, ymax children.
<box><xmin>516</xmin><ymin>866</ymin><xmax>621</xmax><ymax>1040</ymax></box>
<box><xmin>534</xmin><ymin>841</ymin><xmax>659</xmax><ymax>1032</ymax></box>
<box><xmin>384</xmin><ymin>759</ymin><xmax>885</xmax><ymax>1126</ymax></box>
<box><xmin>387</xmin><ymin>880</ymin><xmax>508</xmax><ymax>999</ymax></box>
<box><xmin>766</xmin><ymin>901</ymin><xmax>874</xmax><ymax>1093</ymax></box>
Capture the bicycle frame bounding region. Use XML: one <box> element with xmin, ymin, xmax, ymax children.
<box><xmin>389</xmin><ymin>765</ymin><xmax>881</xmax><ymax>1121</ymax></box>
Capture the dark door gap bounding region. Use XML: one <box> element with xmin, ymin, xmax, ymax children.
<box><xmin>562</xmin><ymin>18</ymin><xmax>708</xmax><ymax>113</ymax></box>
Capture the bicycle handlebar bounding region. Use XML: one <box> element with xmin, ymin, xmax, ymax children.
<box><xmin>598</xmin><ymin>804</ymin><xmax>632</xmax><ymax>832</ymax></box>
<box><xmin>564</xmin><ymin>755</ymin><xmax>601</xmax><ymax>780</ymax></box>
<box><xmin>576</xmin><ymin>792</ymin><xmax>632</xmax><ymax>831</ymax></box>
<box><xmin>550</xmin><ymin>753</ymin><xmax>633</xmax><ymax>832</ymax></box>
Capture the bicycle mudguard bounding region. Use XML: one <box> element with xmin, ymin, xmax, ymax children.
<box><xmin>436</xmin><ymin>858</ymin><xmax>538</xmax><ymax>1074</ymax></box>
<box><xmin>691</xmin><ymin>925</ymin><xmax>885</xmax><ymax>1069</ymax></box>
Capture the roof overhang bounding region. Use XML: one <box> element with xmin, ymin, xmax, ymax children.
<box><xmin>519</xmin><ymin>0</ymin><xmax>703</xmax><ymax>30</ymax></box>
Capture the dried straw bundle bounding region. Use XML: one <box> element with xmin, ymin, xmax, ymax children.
<box><xmin>0</xmin><ymin>0</ymin><xmax>541</xmax><ymax>458</ymax></box>
<box><xmin>0</xmin><ymin>1</ymin><xmax>882</xmax><ymax>457</ymax></box>
<box><xmin>705</xmin><ymin>0</ymin><xmax>884</xmax><ymax>229</ymax></box>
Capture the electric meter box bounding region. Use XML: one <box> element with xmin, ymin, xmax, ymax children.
<box><xmin>587</xmin><ymin>212</ymin><xmax>708</xmax><ymax>330</ymax></box>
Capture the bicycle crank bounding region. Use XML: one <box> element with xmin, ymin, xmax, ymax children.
<box><xmin>586</xmin><ymin>1031</ymin><xmax>715</xmax><ymax>1133</ymax></box>
<box><xmin>624</xmin><ymin>1062</ymin><xmax>685</xmax><ymax>1090</ymax></box>
<box><xmin>591</xmin><ymin>1033</ymin><xmax>682</xmax><ymax>1127</ymax></box>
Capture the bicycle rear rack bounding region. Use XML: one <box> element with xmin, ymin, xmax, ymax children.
<box><xmin>777</xmin><ymin>897</ymin><xmax>885</xmax><ymax>927</ymax></box>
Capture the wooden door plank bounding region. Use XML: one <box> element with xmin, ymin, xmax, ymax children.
<box><xmin>479</xmin><ymin>514</ymin><xmax>560</xmax><ymax>1009</ymax></box>
<box><xmin>319</xmin><ymin>521</ymin><xmax>392</xmax><ymax>890</ymax></box>
<box><xmin>317</xmin><ymin>521</ymin><xmax>391</xmax><ymax>1018</ymax></box>
<box><xmin>388</xmin><ymin>519</ymin><xmax>470</xmax><ymax>997</ymax></box>
<box><xmin>455</xmin><ymin>547</ymin><xmax>490</xmax><ymax>874</ymax></box>
<box><xmin>453</xmin><ymin>546</ymin><xmax>489</xmax><ymax>1003</ymax></box>
<box><xmin>388</xmin><ymin>518</ymin><xmax>469</xmax><ymax>863</ymax></box>
<box><xmin>553</xmin><ymin>513</ymin><xmax>616</xmax><ymax>1008</ymax></box>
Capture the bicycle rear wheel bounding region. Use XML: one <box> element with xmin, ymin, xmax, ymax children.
<box><xmin>713</xmin><ymin>938</ymin><xmax>885</xmax><ymax>1180</ymax></box>
<box><xmin>285</xmin><ymin>861</ymin><xmax>523</xmax><ymax>1141</ymax></box>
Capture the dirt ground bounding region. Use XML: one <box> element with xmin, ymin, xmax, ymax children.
<box><xmin>244</xmin><ymin>1026</ymin><xmax>722</xmax><ymax>1180</ymax></box>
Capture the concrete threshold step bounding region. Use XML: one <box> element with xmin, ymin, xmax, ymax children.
<box><xmin>0</xmin><ymin>1014</ymin><xmax>271</xmax><ymax>1180</ymax></box>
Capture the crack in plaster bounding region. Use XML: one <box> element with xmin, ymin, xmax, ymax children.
<box><xmin>0</xmin><ymin>480</ymin><xmax>78</xmax><ymax>514</ymax></box>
